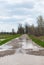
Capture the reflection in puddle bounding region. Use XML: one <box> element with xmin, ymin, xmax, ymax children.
<box><xmin>15</xmin><ymin>38</ymin><xmax>39</xmax><ymax>53</ymax></box>
<box><xmin>0</xmin><ymin>45</ymin><xmax>12</xmax><ymax>51</ymax></box>
<box><xmin>20</xmin><ymin>39</ymin><xmax>38</xmax><ymax>49</ymax></box>
<box><xmin>0</xmin><ymin>35</ymin><xmax>44</xmax><ymax>65</ymax></box>
<box><xmin>22</xmin><ymin>42</ymin><xmax>34</xmax><ymax>49</ymax></box>
<box><xmin>0</xmin><ymin>38</ymin><xmax>39</xmax><ymax>52</ymax></box>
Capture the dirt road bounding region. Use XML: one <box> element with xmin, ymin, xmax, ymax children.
<box><xmin>0</xmin><ymin>34</ymin><xmax>44</xmax><ymax>65</ymax></box>
<box><xmin>0</xmin><ymin>34</ymin><xmax>44</xmax><ymax>56</ymax></box>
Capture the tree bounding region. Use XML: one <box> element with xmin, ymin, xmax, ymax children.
<box><xmin>12</xmin><ymin>28</ymin><xmax>15</xmax><ymax>34</ymax></box>
<box><xmin>37</xmin><ymin>16</ymin><xmax>44</xmax><ymax>35</ymax></box>
<box><xmin>30</xmin><ymin>24</ymin><xmax>35</xmax><ymax>35</ymax></box>
<box><xmin>17</xmin><ymin>24</ymin><xmax>24</xmax><ymax>34</ymax></box>
<box><xmin>25</xmin><ymin>24</ymin><xmax>29</xmax><ymax>34</ymax></box>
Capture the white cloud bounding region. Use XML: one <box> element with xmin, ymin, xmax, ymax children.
<box><xmin>0</xmin><ymin>15</ymin><xmax>22</xmax><ymax>19</ymax></box>
<box><xmin>17</xmin><ymin>17</ymin><xmax>35</xmax><ymax>25</ymax></box>
<box><xmin>31</xmin><ymin>0</ymin><xmax>44</xmax><ymax>14</ymax></box>
<box><xmin>0</xmin><ymin>0</ymin><xmax>44</xmax><ymax>32</ymax></box>
<box><xmin>0</xmin><ymin>22</ymin><xmax>17</xmax><ymax>32</ymax></box>
<box><xmin>6</xmin><ymin>0</ymin><xmax>23</xmax><ymax>4</ymax></box>
<box><xmin>0</xmin><ymin>16</ymin><xmax>10</xmax><ymax>19</ymax></box>
<box><xmin>0</xmin><ymin>14</ymin><xmax>31</xmax><ymax>20</ymax></box>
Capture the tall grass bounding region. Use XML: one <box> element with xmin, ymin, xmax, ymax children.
<box><xmin>0</xmin><ymin>34</ymin><xmax>21</xmax><ymax>45</ymax></box>
<box><xmin>29</xmin><ymin>35</ymin><xmax>44</xmax><ymax>47</ymax></box>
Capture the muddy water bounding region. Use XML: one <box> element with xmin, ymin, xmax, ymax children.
<box><xmin>22</xmin><ymin>39</ymin><xmax>38</xmax><ymax>49</ymax></box>
<box><xmin>0</xmin><ymin>45</ymin><xmax>12</xmax><ymax>51</ymax></box>
<box><xmin>15</xmin><ymin>38</ymin><xmax>40</xmax><ymax>54</ymax></box>
<box><xmin>0</xmin><ymin>38</ymin><xmax>13</xmax><ymax>51</ymax></box>
<box><xmin>0</xmin><ymin>36</ymin><xmax>41</xmax><ymax>53</ymax></box>
<box><xmin>0</xmin><ymin>35</ymin><xmax>44</xmax><ymax>65</ymax></box>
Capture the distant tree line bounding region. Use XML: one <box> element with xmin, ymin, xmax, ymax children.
<box><xmin>0</xmin><ymin>28</ymin><xmax>16</xmax><ymax>35</ymax></box>
<box><xmin>17</xmin><ymin>16</ymin><xmax>44</xmax><ymax>36</ymax></box>
<box><xmin>0</xmin><ymin>15</ymin><xmax>44</xmax><ymax>36</ymax></box>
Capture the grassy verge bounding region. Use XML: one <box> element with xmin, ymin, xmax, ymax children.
<box><xmin>29</xmin><ymin>35</ymin><xmax>44</xmax><ymax>47</ymax></box>
<box><xmin>0</xmin><ymin>34</ymin><xmax>21</xmax><ymax>45</ymax></box>
<box><xmin>38</xmin><ymin>36</ymin><xmax>44</xmax><ymax>42</ymax></box>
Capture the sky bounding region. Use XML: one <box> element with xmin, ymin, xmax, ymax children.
<box><xmin>0</xmin><ymin>0</ymin><xmax>44</xmax><ymax>32</ymax></box>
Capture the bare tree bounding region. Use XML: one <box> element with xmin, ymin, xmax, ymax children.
<box><xmin>17</xmin><ymin>24</ymin><xmax>24</xmax><ymax>34</ymax></box>
<box><xmin>12</xmin><ymin>28</ymin><xmax>15</xmax><ymax>34</ymax></box>
<box><xmin>37</xmin><ymin>16</ymin><xmax>44</xmax><ymax>35</ymax></box>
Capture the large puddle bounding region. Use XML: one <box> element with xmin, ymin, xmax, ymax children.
<box><xmin>22</xmin><ymin>40</ymin><xmax>39</xmax><ymax>50</ymax></box>
<box><xmin>0</xmin><ymin>39</ymin><xmax>13</xmax><ymax>51</ymax></box>
<box><xmin>0</xmin><ymin>45</ymin><xmax>12</xmax><ymax>51</ymax></box>
<box><xmin>15</xmin><ymin>38</ymin><xmax>40</xmax><ymax>54</ymax></box>
<box><xmin>0</xmin><ymin>36</ymin><xmax>44</xmax><ymax>65</ymax></box>
<box><xmin>0</xmin><ymin>37</ymin><xmax>40</xmax><ymax>53</ymax></box>
<box><xmin>22</xmin><ymin>39</ymin><xmax>36</xmax><ymax>49</ymax></box>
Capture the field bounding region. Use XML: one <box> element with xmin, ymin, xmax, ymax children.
<box><xmin>29</xmin><ymin>35</ymin><xmax>44</xmax><ymax>47</ymax></box>
<box><xmin>0</xmin><ymin>34</ymin><xmax>20</xmax><ymax>45</ymax></box>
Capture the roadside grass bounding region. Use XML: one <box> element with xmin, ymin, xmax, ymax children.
<box><xmin>29</xmin><ymin>35</ymin><xmax>44</xmax><ymax>47</ymax></box>
<box><xmin>38</xmin><ymin>36</ymin><xmax>44</xmax><ymax>42</ymax></box>
<box><xmin>0</xmin><ymin>34</ymin><xmax>21</xmax><ymax>45</ymax></box>
<box><xmin>0</xmin><ymin>34</ymin><xmax>16</xmax><ymax>39</ymax></box>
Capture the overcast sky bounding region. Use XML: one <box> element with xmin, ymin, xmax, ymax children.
<box><xmin>0</xmin><ymin>0</ymin><xmax>44</xmax><ymax>32</ymax></box>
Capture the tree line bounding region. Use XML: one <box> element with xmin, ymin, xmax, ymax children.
<box><xmin>17</xmin><ymin>16</ymin><xmax>44</xmax><ymax>36</ymax></box>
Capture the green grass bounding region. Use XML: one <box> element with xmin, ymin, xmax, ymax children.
<box><xmin>0</xmin><ymin>34</ymin><xmax>21</xmax><ymax>45</ymax></box>
<box><xmin>29</xmin><ymin>35</ymin><xmax>44</xmax><ymax>47</ymax></box>
<box><xmin>38</xmin><ymin>36</ymin><xmax>44</xmax><ymax>42</ymax></box>
<box><xmin>0</xmin><ymin>34</ymin><xmax>16</xmax><ymax>39</ymax></box>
